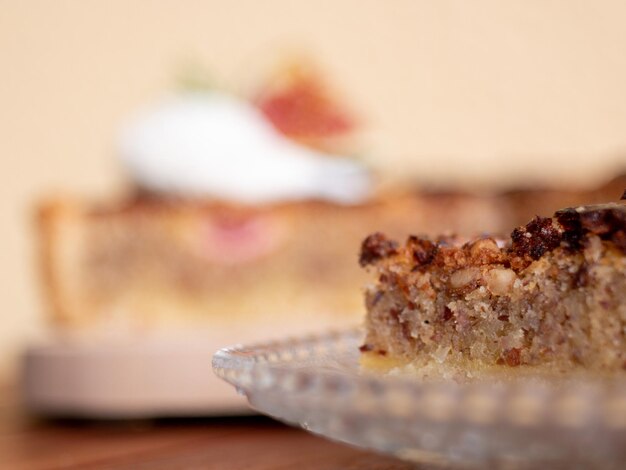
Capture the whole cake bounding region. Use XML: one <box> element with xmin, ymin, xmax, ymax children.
<box><xmin>360</xmin><ymin>197</ymin><xmax>626</xmax><ymax>377</ymax></box>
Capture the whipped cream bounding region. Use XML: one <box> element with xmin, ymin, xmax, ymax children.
<box><xmin>119</xmin><ymin>92</ymin><xmax>371</xmax><ymax>204</ymax></box>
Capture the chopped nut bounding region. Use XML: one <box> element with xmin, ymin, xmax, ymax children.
<box><xmin>502</xmin><ymin>348</ymin><xmax>521</xmax><ymax>367</ymax></box>
<box><xmin>484</xmin><ymin>268</ymin><xmax>517</xmax><ymax>295</ymax></box>
<box><xmin>469</xmin><ymin>238</ymin><xmax>499</xmax><ymax>256</ymax></box>
<box><xmin>467</xmin><ymin>237</ymin><xmax>505</xmax><ymax>265</ymax></box>
<box><xmin>449</xmin><ymin>267</ymin><xmax>480</xmax><ymax>290</ymax></box>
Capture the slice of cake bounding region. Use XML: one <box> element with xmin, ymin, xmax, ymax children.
<box><xmin>359</xmin><ymin>197</ymin><xmax>626</xmax><ymax>377</ymax></box>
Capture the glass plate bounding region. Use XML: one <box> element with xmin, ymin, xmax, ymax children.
<box><xmin>213</xmin><ymin>328</ymin><xmax>626</xmax><ymax>469</ymax></box>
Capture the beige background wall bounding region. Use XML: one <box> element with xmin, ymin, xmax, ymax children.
<box><xmin>1</xmin><ymin>0</ymin><xmax>626</xmax><ymax>379</ymax></box>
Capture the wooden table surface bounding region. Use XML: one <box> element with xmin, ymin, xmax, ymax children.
<box><xmin>0</xmin><ymin>388</ymin><xmax>416</xmax><ymax>470</ymax></box>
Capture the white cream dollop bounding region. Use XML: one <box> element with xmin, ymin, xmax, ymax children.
<box><xmin>119</xmin><ymin>92</ymin><xmax>371</xmax><ymax>204</ymax></box>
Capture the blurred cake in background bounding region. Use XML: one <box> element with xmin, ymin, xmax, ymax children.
<box><xmin>38</xmin><ymin>89</ymin><xmax>372</xmax><ymax>336</ymax></box>
<box><xmin>36</xmin><ymin>62</ymin><xmax>509</xmax><ymax>339</ymax></box>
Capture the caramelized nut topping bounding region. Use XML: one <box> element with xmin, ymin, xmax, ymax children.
<box><xmin>407</xmin><ymin>236</ymin><xmax>438</xmax><ymax>267</ymax></box>
<box><xmin>359</xmin><ymin>203</ymin><xmax>626</xmax><ymax>270</ymax></box>
<box><xmin>556</xmin><ymin>204</ymin><xmax>626</xmax><ymax>253</ymax></box>
<box><xmin>511</xmin><ymin>216</ymin><xmax>562</xmax><ymax>260</ymax></box>
<box><xmin>359</xmin><ymin>232</ymin><xmax>398</xmax><ymax>266</ymax></box>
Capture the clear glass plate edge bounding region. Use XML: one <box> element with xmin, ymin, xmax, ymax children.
<box><xmin>213</xmin><ymin>328</ymin><xmax>626</xmax><ymax>468</ymax></box>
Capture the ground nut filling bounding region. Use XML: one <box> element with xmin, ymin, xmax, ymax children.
<box><xmin>359</xmin><ymin>201</ymin><xmax>626</xmax><ymax>376</ymax></box>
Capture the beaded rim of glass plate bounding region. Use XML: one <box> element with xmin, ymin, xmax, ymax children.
<box><xmin>213</xmin><ymin>328</ymin><xmax>626</xmax><ymax>468</ymax></box>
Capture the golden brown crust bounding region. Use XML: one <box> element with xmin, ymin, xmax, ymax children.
<box><xmin>35</xmin><ymin>199</ymin><xmax>80</xmax><ymax>325</ymax></box>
